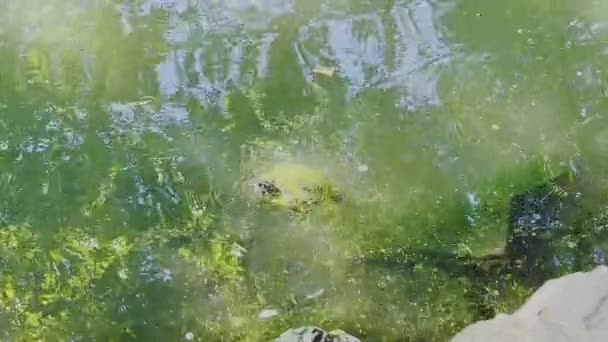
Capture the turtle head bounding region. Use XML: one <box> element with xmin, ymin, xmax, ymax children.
<box><xmin>256</xmin><ymin>181</ymin><xmax>281</xmax><ymax>197</ymax></box>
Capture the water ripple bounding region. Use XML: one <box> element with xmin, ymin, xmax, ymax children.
<box><xmin>127</xmin><ymin>0</ymin><xmax>457</xmax><ymax>110</ymax></box>
<box><xmin>295</xmin><ymin>0</ymin><xmax>453</xmax><ymax>105</ymax></box>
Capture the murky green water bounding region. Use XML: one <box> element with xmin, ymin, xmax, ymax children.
<box><xmin>1</xmin><ymin>0</ymin><xmax>608</xmax><ymax>340</ymax></box>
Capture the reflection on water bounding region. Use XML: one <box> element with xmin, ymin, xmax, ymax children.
<box><xmin>386</xmin><ymin>0</ymin><xmax>453</xmax><ymax>106</ymax></box>
<box><xmin>0</xmin><ymin>0</ymin><xmax>608</xmax><ymax>340</ymax></box>
<box><xmin>147</xmin><ymin>0</ymin><xmax>452</xmax><ymax>109</ymax></box>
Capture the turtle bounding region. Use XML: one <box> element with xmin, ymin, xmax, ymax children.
<box><xmin>238</xmin><ymin>140</ymin><xmax>345</xmax><ymax>219</ymax></box>
<box><xmin>245</xmin><ymin>162</ymin><xmax>343</xmax><ymax>218</ymax></box>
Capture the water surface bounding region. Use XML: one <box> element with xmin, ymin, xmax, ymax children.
<box><xmin>1</xmin><ymin>0</ymin><xmax>608</xmax><ymax>340</ymax></box>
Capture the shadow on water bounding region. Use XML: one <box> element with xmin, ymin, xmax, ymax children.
<box><xmin>360</xmin><ymin>164</ymin><xmax>608</xmax><ymax>320</ymax></box>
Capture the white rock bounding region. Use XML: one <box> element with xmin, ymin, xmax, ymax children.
<box><xmin>451</xmin><ymin>266</ymin><xmax>608</xmax><ymax>342</ymax></box>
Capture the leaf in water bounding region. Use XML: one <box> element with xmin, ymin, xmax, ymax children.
<box><xmin>312</xmin><ymin>64</ymin><xmax>336</xmax><ymax>77</ymax></box>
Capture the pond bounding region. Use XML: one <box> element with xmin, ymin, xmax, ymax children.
<box><xmin>1</xmin><ymin>0</ymin><xmax>608</xmax><ymax>340</ymax></box>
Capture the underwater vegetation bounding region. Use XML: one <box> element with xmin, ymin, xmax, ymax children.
<box><xmin>1</xmin><ymin>84</ymin><xmax>605</xmax><ymax>341</ymax></box>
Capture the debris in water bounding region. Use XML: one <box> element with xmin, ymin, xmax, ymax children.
<box><xmin>258</xmin><ymin>309</ymin><xmax>279</xmax><ymax>320</ymax></box>
<box><xmin>357</xmin><ymin>164</ymin><xmax>369</xmax><ymax>173</ymax></box>
<box><xmin>306</xmin><ymin>289</ymin><xmax>325</xmax><ymax>300</ymax></box>
<box><xmin>466</xmin><ymin>192</ymin><xmax>480</xmax><ymax>208</ymax></box>
<box><xmin>491</xmin><ymin>124</ymin><xmax>500</xmax><ymax>131</ymax></box>
<box><xmin>312</xmin><ymin>65</ymin><xmax>336</xmax><ymax>77</ymax></box>
<box><xmin>230</xmin><ymin>243</ymin><xmax>247</xmax><ymax>258</ymax></box>
<box><xmin>185</xmin><ymin>332</ymin><xmax>194</xmax><ymax>340</ymax></box>
<box><xmin>117</xmin><ymin>268</ymin><xmax>129</xmax><ymax>280</ymax></box>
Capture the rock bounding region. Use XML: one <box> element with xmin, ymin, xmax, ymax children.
<box><xmin>451</xmin><ymin>265</ymin><xmax>608</xmax><ymax>342</ymax></box>
<box><xmin>274</xmin><ymin>326</ymin><xmax>361</xmax><ymax>342</ymax></box>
